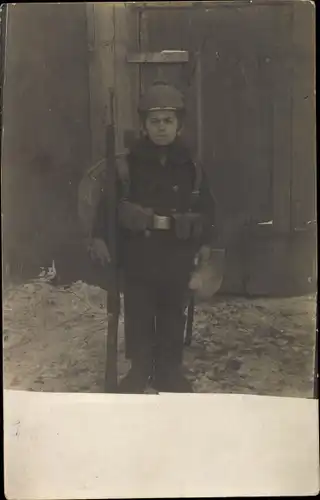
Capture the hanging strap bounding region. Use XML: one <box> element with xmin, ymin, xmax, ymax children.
<box><xmin>116</xmin><ymin>154</ymin><xmax>130</xmax><ymax>200</ymax></box>
<box><xmin>190</xmin><ymin>160</ymin><xmax>203</xmax><ymax>208</ymax></box>
<box><xmin>193</xmin><ymin>160</ymin><xmax>203</xmax><ymax>193</ymax></box>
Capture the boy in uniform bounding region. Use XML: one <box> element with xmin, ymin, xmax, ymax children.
<box><xmin>90</xmin><ymin>81</ymin><xmax>217</xmax><ymax>393</ymax></box>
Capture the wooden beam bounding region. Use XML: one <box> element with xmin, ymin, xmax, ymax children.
<box><xmin>127</xmin><ymin>50</ymin><xmax>189</xmax><ymax>64</ymax></box>
<box><xmin>129</xmin><ymin>1</ymin><xmax>299</xmax><ymax>10</ymax></box>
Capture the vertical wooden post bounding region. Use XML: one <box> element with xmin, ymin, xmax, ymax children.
<box><xmin>126</xmin><ymin>4</ymin><xmax>141</xmax><ymax>138</ymax></box>
<box><xmin>113</xmin><ymin>3</ymin><xmax>137</xmax><ymax>152</ymax></box>
<box><xmin>86</xmin><ymin>2</ymin><xmax>115</xmax><ymax>165</ymax></box>
<box><xmin>195</xmin><ymin>52</ymin><xmax>203</xmax><ymax>165</ymax></box>
<box><xmin>271</xmin><ymin>3</ymin><xmax>294</xmax><ymax>234</ymax></box>
<box><xmin>86</xmin><ymin>3</ymin><xmax>139</xmax><ymax>156</ymax></box>
<box><xmin>290</xmin><ymin>1</ymin><xmax>316</xmax><ymax>230</ymax></box>
<box><xmin>138</xmin><ymin>7</ymin><xmax>148</xmax><ymax>95</ymax></box>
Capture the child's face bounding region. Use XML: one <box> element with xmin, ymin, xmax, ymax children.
<box><xmin>144</xmin><ymin>110</ymin><xmax>179</xmax><ymax>146</ymax></box>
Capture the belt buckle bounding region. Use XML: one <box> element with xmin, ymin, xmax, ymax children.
<box><xmin>153</xmin><ymin>214</ymin><xmax>171</xmax><ymax>230</ymax></box>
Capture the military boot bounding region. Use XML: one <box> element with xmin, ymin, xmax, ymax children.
<box><xmin>153</xmin><ymin>364</ymin><xmax>193</xmax><ymax>393</ymax></box>
<box><xmin>118</xmin><ymin>360</ymin><xmax>152</xmax><ymax>394</ymax></box>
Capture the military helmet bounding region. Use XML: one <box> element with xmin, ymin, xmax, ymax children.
<box><xmin>138</xmin><ymin>80</ymin><xmax>185</xmax><ymax>113</ymax></box>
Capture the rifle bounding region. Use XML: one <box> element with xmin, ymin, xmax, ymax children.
<box><xmin>104</xmin><ymin>88</ymin><xmax>120</xmax><ymax>393</ymax></box>
<box><xmin>185</xmin><ymin>295</ymin><xmax>195</xmax><ymax>347</ymax></box>
<box><xmin>184</xmin><ymin>51</ymin><xmax>202</xmax><ymax>348</ymax></box>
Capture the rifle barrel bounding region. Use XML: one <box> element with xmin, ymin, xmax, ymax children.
<box><xmin>104</xmin><ymin>89</ymin><xmax>120</xmax><ymax>393</ymax></box>
<box><xmin>185</xmin><ymin>295</ymin><xmax>195</xmax><ymax>346</ymax></box>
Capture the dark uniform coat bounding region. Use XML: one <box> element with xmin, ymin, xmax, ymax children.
<box><xmin>92</xmin><ymin>136</ymin><xmax>216</xmax><ymax>365</ymax></box>
<box><xmin>93</xmin><ymin>137</ymin><xmax>215</xmax><ymax>278</ymax></box>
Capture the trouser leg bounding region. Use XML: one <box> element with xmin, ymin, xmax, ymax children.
<box><xmin>154</xmin><ymin>282</ymin><xmax>193</xmax><ymax>393</ymax></box>
<box><xmin>119</xmin><ymin>277</ymin><xmax>155</xmax><ymax>393</ymax></box>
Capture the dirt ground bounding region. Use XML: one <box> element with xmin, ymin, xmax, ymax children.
<box><xmin>3</xmin><ymin>279</ymin><xmax>317</xmax><ymax>397</ymax></box>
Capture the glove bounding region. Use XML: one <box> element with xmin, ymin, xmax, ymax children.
<box><xmin>172</xmin><ymin>212</ymin><xmax>204</xmax><ymax>240</ymax></box>
<box><xmin>118</xmin><ymin>201</ymin><xmax>154</xmax><ymax>232</ymax></box>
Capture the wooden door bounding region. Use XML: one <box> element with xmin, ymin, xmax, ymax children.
<box><xmin>131</xmin><ymin>2</ymin><xmax>316</xmax><ymax>296</ymax></box>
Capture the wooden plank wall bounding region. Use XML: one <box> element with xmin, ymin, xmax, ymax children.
<box><xmin>138</xmin><ymin>4</ymin><xmax>278</xmax><ymax>293</ymax></box>
<box><xmin>2</xmin><ymin>4</ymin><xmax>92</xmax><ymax>284</ymax></box>
<box><xmin>134</xmin><ymin>1</ymin><xmax>316</xmax><ymax>296</ymax></box>
<box><xmin>84</xmin><ymin>1</ymin><xmax>316</xmax><ymax>296</ymax></box>
<box><xmin>246</xmin><ymin>0</ymin><xmax>316</xmax><ymax>296</ymax></box>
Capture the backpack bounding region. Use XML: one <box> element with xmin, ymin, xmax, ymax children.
<box><xmin>77</xmin><ymin>158</ymin><xmax>107</xmax><ymax>238</ymax></box>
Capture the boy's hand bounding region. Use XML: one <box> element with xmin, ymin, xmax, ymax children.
<box><xmin>88</xmin><ymin>238</ymin><xmax>111</xmax><ymax>266</ymax></box>
<box><xmin>118</xmin><ymin>201</ymin><xmax>154</xmax><ymax>232</ymax></box>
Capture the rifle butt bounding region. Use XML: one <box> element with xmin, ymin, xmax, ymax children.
<box><xmin>105</xmin><ymin>291</ymin><xmax>120</xmax><ymax>392</ymax></box>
